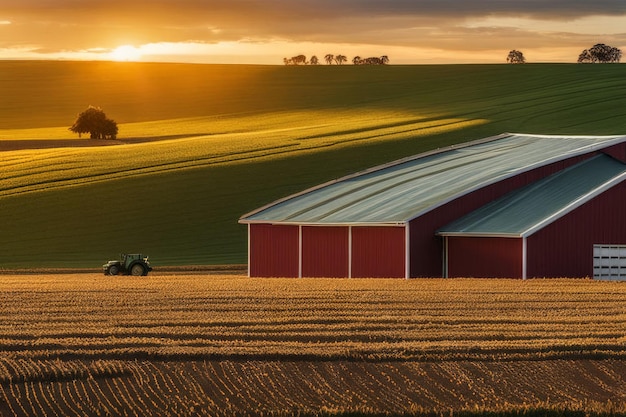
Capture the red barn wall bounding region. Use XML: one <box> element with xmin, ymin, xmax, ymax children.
<box><xmin>249</xmin><ymin>224</ymin><xmax>299</xmax><ymax>277</ymax></box>
<box><xmin>446</xmin><ymin>237</ymin><xmax>523</xmax><ymax>278</ymax></box>
<box><xmin>302</xmin><ymin>226</ymin><xmax>349</xmax><ymax>277</ymax></box>
<box><xmin>527</xmin><ymin>179</ymin><xmax>626</xmax><ymax>278</ymax></box>
<box><xmin>409</xmin><ymin>154</ymin><xmax>593</xmax><ymax>277</ymax></box>
<box><xmin>352</xmin><ymin>226</ymin><xmax>405</xmax><ymax>278</ymax></box>
<box><xmin>602</xmin><ymin>143</ymin><xmax>626</xmax><ymax>163</ymax></box>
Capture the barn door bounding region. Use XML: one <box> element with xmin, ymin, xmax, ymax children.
<box><xmin>593</xmin><ymin>245</ymin><xmax>626</xmax><ymax>281</ymax></box>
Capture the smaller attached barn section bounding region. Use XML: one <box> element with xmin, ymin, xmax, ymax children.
<box><xmin>240</xmin><ymin>133</ymin><xmax>626</xmax><ymax>279</ymax></box>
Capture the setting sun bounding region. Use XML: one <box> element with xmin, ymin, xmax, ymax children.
<box><xmin>110</xmin><ymin>45</ymin><xmax>142</xmax><ymax>62</ymax></box>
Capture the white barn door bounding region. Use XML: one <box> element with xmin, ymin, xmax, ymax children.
<box><xmin>593</xmin><ymin>245</ymin><xmax>626</xmax><ymax>281</ymax></box>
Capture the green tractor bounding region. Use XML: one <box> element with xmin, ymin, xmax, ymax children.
<box><xmin>103</xmin><ymin>253</ymin><xmax>152</xmax><ymax>276</ymax></box>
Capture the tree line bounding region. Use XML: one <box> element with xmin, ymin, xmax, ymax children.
<box><xmin>284</xmin><ymin>54</ymin><xmax>389</xmax><ymax>65</ymax></box>
<box><xmin>508</xmin><ymin>43</ymin><xmax>622</xmax><ymax>64</ymax></box>
<box><xmin>284</xmin><ymin>43</ymin><xmax>622</xmax><ymax>65</ymax></box>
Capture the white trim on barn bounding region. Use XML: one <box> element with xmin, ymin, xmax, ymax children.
<box><xmin>247</xmin><ymin>224</ymin><xmax>251</xmax><ymax>278</ymax></box>
<box><xmin>522</xmin><ymin>237</ymin><xmax>527</xmax><ymax>280</ymax></box>
<box><xmin>244</xmin><ymin>221</ymin><xmax>406</xmax><ymax>227</ymax></box>
<box><xmin>405</xmin><ymin>223</ymin><xmax>410</xmax><ymax>279</ymax></box>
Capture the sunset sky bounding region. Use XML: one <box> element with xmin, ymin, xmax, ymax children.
<box><xmin>2</xmin><ymin>0</ymin><xmax>625</xmax><ymax>65</ymax></box>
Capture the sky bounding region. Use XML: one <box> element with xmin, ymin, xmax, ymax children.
<box><xmin>1</xmin><ymin>0</ymin><xmax>625</xmax><ymax>65</ymax></box>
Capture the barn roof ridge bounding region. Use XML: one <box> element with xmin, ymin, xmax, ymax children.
<box><xmin>239</xmin><ymin>132</ymin><xmax>510</xmax><ymax>222</ymax></box>
<box><xmin>240</xmin><ymin>133</ymin><xmax>626</xmax><ymax>225</ymax></box>
<box><xmin>404</xmin><ymin>133</ymin><xmax>626</xmax><ymax>222</ymax></box>
<box><xmin>437</xmin><ymin>154</ymin><xmax>626</xmax><ymax>237</ymax></box>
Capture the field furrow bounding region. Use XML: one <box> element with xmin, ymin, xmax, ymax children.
<box><xmin>0</xmin><ymin>275</ymin><xmax>623</xmax><ymax>415</ymax></box>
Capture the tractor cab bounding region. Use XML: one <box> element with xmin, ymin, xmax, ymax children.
<box><xmin>103</xmin><ymin>253</ymin><xmax>152</xmax><ymax>276</ymax></box>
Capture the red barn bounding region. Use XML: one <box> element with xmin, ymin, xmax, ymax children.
<box><xmin>239</xmin><ymin>133</ymin><xmax>626</xmax><ymax>279</ymax></box>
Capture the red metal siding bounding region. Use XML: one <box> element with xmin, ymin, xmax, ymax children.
<box><xmin>409</xmin><ymin>154</ymin><xmax>594</xmax><ymax>277</ymax></box>
<box><xmin>247</xmin><ymin>151</ymin><xmax>612</xmax><ymax>279</ymax></box>
<box><xmin>447</xmin><ymin>237</ymin><xmax>523</xmax><ymax>278</ymax></box>
<box><xmin>249</xmin><ymin>224</ymin><xmax>299</xmax><ymax>277</ymax></box>
<box><xmin>602</xmin><ymin>143</ymin><xmax>626</xmax><ymax>163</ymax></box>
<box><xmin>352</xmin><ymin>227</ymin><xmax>405</xmax><ymax>278</ymax></box>
<box><xmin>527</xmin><ymin>179</ymin><xmax>626</xmax><ymax>278</ymax></box>
<box><xmin>302</xmin><ymin>227</ymin><xmax>349</xmax><ymax>277</ymax></box>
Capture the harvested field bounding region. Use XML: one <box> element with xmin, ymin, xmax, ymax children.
<box><xmin>0</xmin><ymin>274</ymin><xmax>624</xmax><ymax>416</ymax></box>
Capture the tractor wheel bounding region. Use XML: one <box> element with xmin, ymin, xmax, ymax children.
<box><xmin>108</xmin><ymin>265</ymin><xmax>120</xmax><ymax>276</ymax></box>
<box><xmin>130</xmin><ymin>264</ymin><xmax>146</xmax><ymax>276</ymax></box>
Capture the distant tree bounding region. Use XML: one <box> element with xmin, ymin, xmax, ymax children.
<box><xmin>310</xmin><ymin>55</ymin><xmax>319</xmax><ymax>65</ymax></box>
<box><xmin>100</xmin><ymin>118</ymin><xmax>119</xmax><ymax>139</ymax></box>
<box><xmin>334</xmin><ymin>54</ymin><xmax>347</xmax><ymax>65</ymax></box>
<box><xmin>357</xmin><ymin>56</ymin><xmax>389</xmax><ymax>65</ymax></box>
<box><xmin>69</xmin><ymin>106</ymin><xmax>118</xmax><ymax>139</ymax></box>
<box><xmin>352</xmin><ymin>56</ymin><xmax>363</xmax><ymax>65</ymax></box>
<box><xmin>324</xmin><ymin>54</ymin><xmax>334</xmax><ymax>65</ymax></box>
<box><xmin>283</xmin><ymin>55</ymin><xmax>307</xmax><ymax>65</ymax></box>
<box><xmin>291</xmin><ymin>54</ymin><xmax>307</xmax><ymax>65</ymax></box>
<box><xmin>578</xmin><ymin>43</ymin><xmax>622</xmax><ymax>63</ymax></box>
<box><xmin>506</xmin><ymin>50</ymin><xmax>526</xmax><ymax>64</ymax></box>
<box><xmin>577</xmin><ymin>50</ymin><xmax>593</xmax><ymax>63</ymax></box>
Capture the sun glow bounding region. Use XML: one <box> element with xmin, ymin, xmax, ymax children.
<box><xmin>110</xmin><ymin>45</ymin><xmax>142</xmax><ymax>62</ymax></box>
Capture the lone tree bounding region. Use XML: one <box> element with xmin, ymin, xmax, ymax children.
<box><xmin>506</xmin><ymin>50</ymin><xmax>526</xmax><ymax>64</ymax></box>
<box><xmin>578</xmin><ymin>43</ymin><xmax>622</xmax><ymax>63</ymax></box>
<box><xmin>69</xmin><ymin>106</ymin><xmax>118</xmax><ymax>139</ymax></box>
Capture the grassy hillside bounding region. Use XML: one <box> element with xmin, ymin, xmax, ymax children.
<box><xmin>1</xmin><ymin>61</ymin><xmax>625</xmax><ymax>267</ymax></box>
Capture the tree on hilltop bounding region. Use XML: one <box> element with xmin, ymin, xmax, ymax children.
<box><xmin>578</xmin><ymin>43</ymin><xmax>622</xmax><ymax>63</ymax></box>
<box><xmin>506</xmin><ymin>50</ymin><xmax>526</xmax><ymax>64</ymax></box>
<box><xmin>69</xmin><ymin>106</ymin><xmax>118</xmax><ymax>139</ymax></box>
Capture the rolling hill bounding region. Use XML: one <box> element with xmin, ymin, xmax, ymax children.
<box><xmin>1</xmin><ymin>61</ymin><xmax>625</xmax><ymax>267</ymax></box>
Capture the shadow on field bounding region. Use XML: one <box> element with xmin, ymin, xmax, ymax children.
<box><xmin>0</xmin><ymin>133</ymin><xmax>212</xmax><ymax>151</ymax></box>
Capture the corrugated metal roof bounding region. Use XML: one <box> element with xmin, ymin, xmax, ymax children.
<box><xmin>437</xmin><ymin>154</ymin><xmax>626</xmax><ymax>237</ymax></box>
<box><xmin>240</xmin><ymin>133</ymin><xmax>626</xmax><ymax>225</ymax></box>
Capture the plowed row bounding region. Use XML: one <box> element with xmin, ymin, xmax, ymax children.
<box><xmin>1</xmin><ymin>359</ymin><xmax>625</xmax><ymax>416</ymax></box>
<box><xmin>0</xmin><ymin>274</ymin><xmax>624</xmax><ymax>416</ymax></box>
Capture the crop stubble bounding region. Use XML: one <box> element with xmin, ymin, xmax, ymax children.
<box><xmin>0</xmin><ymin>274</ymin><xmax>624</xmax><ymax>416</ymax></box>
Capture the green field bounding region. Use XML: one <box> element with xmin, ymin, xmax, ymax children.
<box><xmin>1</xmin><ymin>61</ymin><xmax>625</xmax><ymax>267</ymax></box>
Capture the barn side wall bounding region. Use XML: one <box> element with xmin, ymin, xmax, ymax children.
<box><xmin>302</xmin><ymin>226</ymin><xmax>349</xmax><ymax>277</ymax></box>
<box><xmin>249</xmin><ymin>224</ymin><xmax>299</xmax><ymax>277</ymax></box>
<box><xmin>446</xmin><ymin>237</ymin><xmax>523</xmax><ymax>278</ymax></box>
<box><xmin>527</xmin><ymin>179</ymin><xmax>626</xmax><ymax>278</ymax></box>
<box><xmin>602</xmin><ymin>143</ymin><xmax>626</xmax><ymax>164</ymax></box>
<box><xmin>249</xmin><ymin>224</ymin><xmax>405</xmax><ymax>278</ymax></box>
<box><xmin>352</xmin><ymin>226</ymin><xmax>406</xmax><ymax>278</ymax></box>
<box><xmin>247</xmin><ymin>151</ymin><xmax>615</xmax><ymax>279</ymax></box>
<box><xmin>409</xmin><ymin>154</ymin><xmax>594</xmax><ymax>277</ymax></box>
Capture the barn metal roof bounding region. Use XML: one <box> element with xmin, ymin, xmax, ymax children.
<box><xmin>240</xmin><ymin>133</ymin><xmax>626</xmax><ymax>225</ymax></box>
<box><xmin>437</xmin><ymin>154</ymin><xmax>626</xmax><ymax>237</ymax></box>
